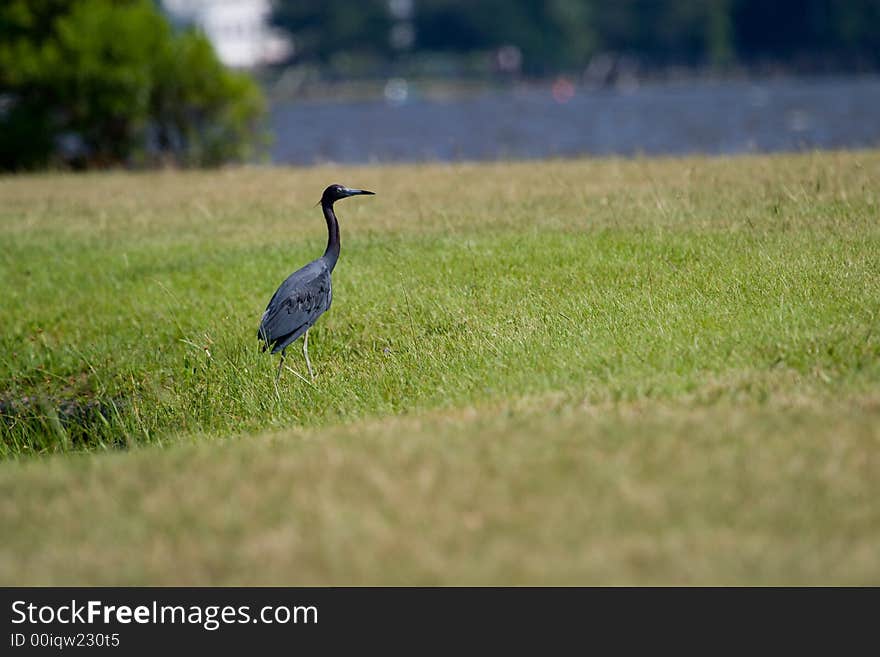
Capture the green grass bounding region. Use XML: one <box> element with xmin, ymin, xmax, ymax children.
<box><xmin>1</xmin><ymin>151</ymin><xmax>879</xmax><ymax>584</ymax></box>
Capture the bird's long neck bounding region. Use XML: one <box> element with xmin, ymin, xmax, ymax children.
<box><xmin>321</xmin><ymin>200</ymin><xmax>340</xmax><ymax>270</ymax></box>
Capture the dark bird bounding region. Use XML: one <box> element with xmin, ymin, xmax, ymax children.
<box><xmin>258</xmin><ymin>184</ymin><xmax>374</xmax><ymax>380</ymax></box>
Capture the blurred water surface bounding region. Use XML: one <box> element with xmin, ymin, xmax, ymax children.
<box><xmin>271</xmin><ymin>76</ymin><xmax>880</xmax><ymax>164</ymax></box>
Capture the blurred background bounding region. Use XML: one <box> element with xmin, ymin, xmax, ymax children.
<box><xmin>2</xmin><ymin>0</ymin><xmax>879</xmax><ymax>170</ymax></box>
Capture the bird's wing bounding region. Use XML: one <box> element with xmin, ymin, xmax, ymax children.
<box><xmin>258</xmin><ymin>261</ymin><xmax>331</xmax><ymax>350</ymax></box>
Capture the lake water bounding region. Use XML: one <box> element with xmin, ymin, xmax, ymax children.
<box><xmin>270</xmin><ymin>76</ymin><xmax>880</xmax><ymax>165</ymax></box>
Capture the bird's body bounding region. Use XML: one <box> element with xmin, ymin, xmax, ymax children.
<box><xmin>258</xmin><ymin>184</ymin><xmax>373</xmax><ymax>380</ymax></box>
<box><xmin>258</xmin><ymin>258</ymin><xmax>332</xmax><ymax>355</ymax></box>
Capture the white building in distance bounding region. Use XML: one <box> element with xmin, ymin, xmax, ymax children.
<box><xmin>162</xmin><ymin>0</ymin><xmax>291</xmax><ymax>69</ymax></box>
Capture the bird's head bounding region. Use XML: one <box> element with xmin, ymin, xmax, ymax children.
<box><xmin>321</xmin><ymin>184</ymin><xmax>375</xmax><ymax>205</ymax></box>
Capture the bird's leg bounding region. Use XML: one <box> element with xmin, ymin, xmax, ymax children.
<box><xmin>275</xmin><ymin>350</ymin><xmax>286</xmax><ymax>383</ymax></box>
<box><xmin>303</xmin><ymin>329</ymin><xmax>316</xmax><ymax>380</ymax></box>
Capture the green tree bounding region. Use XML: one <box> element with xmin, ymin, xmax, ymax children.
<box><xmin>415</xmin><ymin>0</ymin><xmax>597</xmax><ymax>73</ymax></box>
<box><xmin>270</xmin><ymin>0</ymin><xmax>880</xmax><ymax>73</ymax></box>
<box><xmin>272</xmin><ymin>0</ymin><xmax>598</xmax><ymax>73</ymax></box>
<box><xmin>0</xmin><ymin>0</ymin><xmax>266</xmax><ymax>170</ymax></box>
<box><xmin>151</xmin><ymin>29</ymin><xmax>267</xmax><ymax>166</ymax></box>
<box><xmin>271</xmin><ymin>0</ymin><xmax>393</xmax><ymax>64</ymax></box>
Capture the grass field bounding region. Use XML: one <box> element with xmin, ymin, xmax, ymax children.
<box><xmin>1</xmin><ymin>151</ymin><xmax>879</xmax><ymax>584</ymax></box>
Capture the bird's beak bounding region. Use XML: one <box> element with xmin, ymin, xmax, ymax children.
<box><xmin>343</xmin><ymin>188</ymin><xmax>375</xmax><ymax>197</ymax></box>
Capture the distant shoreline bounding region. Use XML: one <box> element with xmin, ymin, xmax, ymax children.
<box><xmin>264</xmin><ymin>66</ymin><xmax>880</xmax><ymax>104</ymax></box>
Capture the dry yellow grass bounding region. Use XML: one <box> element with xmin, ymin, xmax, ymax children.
<box><xmin>1</xmin><ymin>394</ymin><xmax>878</xmax><ymax>585</ymax></box>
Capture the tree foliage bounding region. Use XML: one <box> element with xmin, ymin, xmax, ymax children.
<box><xmin>412</xmin><ymin>0</ymin><xmax>597</xmax><ymax>73</ymax></box>
<box><xmin>272</xmin><ymin>0</ymin><xmax>393</xmax><ymax>64</ymax></box>
<box><xmin>0</xmin><ymin>0</ymin><xmax>266</xmax><ymax>170</ymax></box>
<box><xmin>271</xmin><ymin>0</ymin><xmax>880</xmax><ymax>73</ymax></box>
